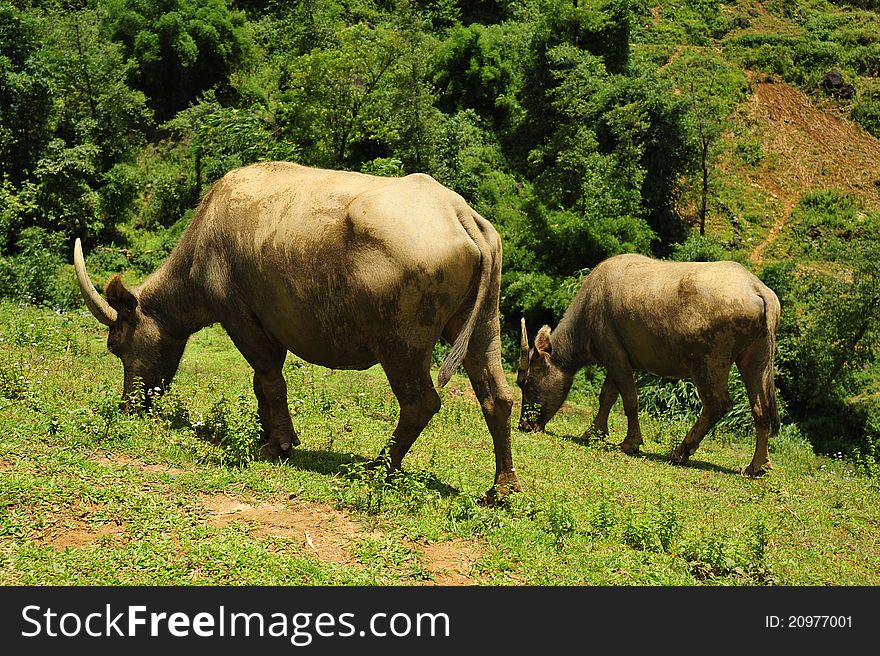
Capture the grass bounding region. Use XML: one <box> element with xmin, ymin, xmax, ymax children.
<box><xmin>2</xmin><ymin>300</ymin><xmax>880</xmax><ymax>586</ymax></box>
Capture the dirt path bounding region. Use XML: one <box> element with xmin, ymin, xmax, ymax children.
<box><xmin>749</xmin><ymin>195</ymin><xmax>792</xmax><ymax>268</ymax></box>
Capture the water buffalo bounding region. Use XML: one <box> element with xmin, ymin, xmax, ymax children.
<box><xmin>517</xmin><ymin>253</ymin><xmax>781</xmax><ymax>475</ymax></box>
<box><xmin>75</xmin><ymin>162</ymin><xmax>520</xmax><ymax>499</ymax></box>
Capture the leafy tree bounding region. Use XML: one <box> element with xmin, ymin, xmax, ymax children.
<box><xmin>100</xmin><ymin>0</ymin><xmax>255</xmax><ymax>122</ymax></box>
<box><xmin>41</xmin><ymin>9</ymin><xmax>152</xmax><ymax>174</ymax></box>
<box><xmin>164</xmin><ymin>94</ymin><xmax>300</xmax><ymax>193</ymax></box>
<box><xmin>1</xmin><ymin>6</ymin><xmax>151</xmax><ymax>250</ymax></box>
<box><xmin>0</xmin><ymin>3</ymin><xmax>53</xmax><ymax>185</ymax></box>
<box><xmin>276</xmin><ymin>22</ymin><xmax>411</xmax><ymax>167</ymax></box>
<box><xmin>520</xmin><ymin>44</ymin><xmax>689</xmax><ymax>260</ymax></box>
<box><xmin>759</xmin><ymin>192</ymin><xmax>880</xmax><ymax>457</ymax></box>
<box><xmin>662</xmin><ymin>50</ymin><xmax>749</xmax><ymax>236</ymax></box>
<box><xmin>658</xmin><ymin>0</ymin><xmax>731</xmax><ymax>45</ymax></box>
<box><xmin>536</xmin><ymin>0</ymin><xmax>632</xmax><ymax>73</ymax></box>
<box><xmin>431</xmin><ymin>22</ymin><xmax>521</xmax><ymax>127</ymax></box>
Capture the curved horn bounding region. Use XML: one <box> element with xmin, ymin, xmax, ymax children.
<box><xmin>74</xmin><ymin>238</ymin><xmax>117</xmax><ymax>326</ymax></box>
<box><xmin>519</xmin><ymin>317</ymin><xmax>530</xmax><ymax>374</ymax></box>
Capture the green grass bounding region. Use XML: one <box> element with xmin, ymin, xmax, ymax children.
<box><xmin>2</xmin><ymin>301</ymin><xmax>879</xmax><ymax>585</ymax></box>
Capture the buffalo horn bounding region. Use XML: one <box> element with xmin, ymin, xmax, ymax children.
<box><xmin>519</xmin><ymin>317</ymin><xmax>530</xmax><ymax>374</ymax></box>
<box><xmin>74</xmin><ymin>238</ymin><xmax>118</xmax><ymax>326</ymax></box>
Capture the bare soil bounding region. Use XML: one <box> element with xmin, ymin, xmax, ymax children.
<box><xmin>201</xmin><ymin>493</ymin><xmax>486</xmax><ymax>585</ymax></box>
<box><xmin>61</xmin><ymin>452</ymin><xmax>487</xmax><ymax>584</ymax></box>
<box><xmin>742</xmin><ymin>79</ymin><xmax>880</xmax><ymax>265</ymax></box>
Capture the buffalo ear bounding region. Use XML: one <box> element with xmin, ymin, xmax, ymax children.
<box><xmin>535</xmin><ymin>325</ymin><xmax>552</xmax><ymax>356</ymax></box>
<box><xmin>105</xmin><ymin>275</ymin><xmax>138</xmax><ymax>317</ymax></box>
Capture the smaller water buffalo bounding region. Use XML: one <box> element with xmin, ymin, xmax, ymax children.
<box><xmin>517</xmin><ymin>253</ymin><xmax>781</xmax><ymax>475</ymax></box>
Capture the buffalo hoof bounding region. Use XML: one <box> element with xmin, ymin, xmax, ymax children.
<box><xmin>481</xmin><ymin>471</ymin><xmax>522</xmax><ymax>506</ymax></box>
<box><xmin>670</xmin><ymin>447</ymin><xmax>690</xmax><ymax>465</ymax></box>
<box><xmin>258</xmin><ymin>439</ymin><xmax>297</xmax><ymax>461</ymax></box>
<box><xmin>619</xmin><ymin>439</ymin><xmax>642</xmax><ymax>455</ymax></box>
<box><xmin>743</xmin><ymin>462</ymin><xmax>772</xmax><ymax>477</ymax></box>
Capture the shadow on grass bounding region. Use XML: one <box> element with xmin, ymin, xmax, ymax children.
<box><xmin>637</xmin><ymin>451</ymin><xmax>741</xmax><ymax>476</ymax></box>
<box><xmin>412</xmin><ymin>472</ymin><xmax>461</xmax><ymax>498</ymax></box>
<box><xmin>553</xmin><ymin>432</ymin><xmax>741</xmax><ymax>476</ymax></box>
<box><xmin>282</xmin><ymin>447</ymin><xmax>367</xmax><ymax>476</ymax></box>
<box><xmin>280</xmin><ymin>447</ymin><xmax>461</xmax><ymax>497</ymax></box>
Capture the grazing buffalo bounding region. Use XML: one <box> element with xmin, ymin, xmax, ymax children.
<box><xmin>75</xmin><ymin>162</ymin><xmax>520</xmax><ymax>499</ymax></box>
<box><xmin>517</xmin><ymin>253</ymin><xmax>781</xmax><ymax>475</ymax></box>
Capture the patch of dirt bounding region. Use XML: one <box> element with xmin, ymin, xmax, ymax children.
<box><xmin>419</xmin><ymin>539</ymin><xmax>484</xmax><ymax>586</ymax></box>
<box><xmin>743</xmin><ymin>79</ymin><xmax>880</xmax><ymax>265</ymax></box>
<box><xmin>79</xmin><ymin>454</ymin><xmax>490</xmax><ymax>584</ymax></box>
<box><xmin>45</xmin><ymin>523</ymin><xmax>124</xmax><ymax>550</ymax></box>
<box><xmin>203</xmin><ymin>494</ymin><xmax>369</xmax><ymax>566</ymax></box>
<box><xmin>201</xmin><ymin>494</ymin><xmax>486</xmax><ymax>584</ymax></box>
<box><xmin>35</xmin><ymin>502</ymin><xmax>125</xmax><ymax>550</ymax></box>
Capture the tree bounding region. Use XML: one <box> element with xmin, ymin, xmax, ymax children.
<box><xmin>164</xmin><ymin>95</ymin><xmax>300</xmax><ymax>194</ymax></box>
<box><xmin>662</xmin><ymin>50</ymin><xmax>748</xmax><ymax>236</ymax></box>
<box><xmin>276</xmin><ymin>22</ymin><xmax>410</xmax><ymax>167</ymax></box>
<box><xmin>100</xmin><ymin>0</ymin><xmax>255</xmax><ymax>122</ymax></box>
<box><xmin>431</xmin><ymin>22</ymin><xmax>521</xmax><ymax>127</ymax></box>
<box><xmin>42</xmin><ymin>9</ymin><xmax>152</xmax><ymax>173</ymax></box>
<box><xmin>0</xmin><ymin>4</ymin><xmax>53</xmax><ymax>185</ymax></box>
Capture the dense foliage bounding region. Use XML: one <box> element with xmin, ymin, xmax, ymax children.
<box><xmin>1</xmin><ymin>0</ymin><xmax>879</xmax><ymax>466</ymax></box>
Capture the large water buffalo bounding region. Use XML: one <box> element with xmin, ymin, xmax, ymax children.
<box><xmin>517</xmin><ymin>253</ymin><xmax>781</xmax><ymax>475</ymax></box>
<box><xmin>75</xmin><ymin>162</ymin><xmax>520</xmax><ymax>499</ymax></box>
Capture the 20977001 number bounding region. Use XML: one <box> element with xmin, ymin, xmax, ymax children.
<box><xmin>765</xmin><ymin>615</ymin><xmax>852</xmax><ymax>628</ymax></box>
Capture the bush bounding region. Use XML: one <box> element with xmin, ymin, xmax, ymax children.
<box><xmin>137</xmin><ymin>160</ymin><xmax>195</xmax><ymax>230</ymax></box>
<box><xmin>192</xmin><ymin>393</ymin><xmax>263</xmax><ymax>467</ymax></box>
<box><xmin>851</xmin><ymin>79</ymin><xmax>880</xmax><ymax>138</ymax></box>
<box><xmin>0</xmin><ymin>227</ymin><xmax>81</xmax><ymax>309</ymax></box>
<box><xmin>637</xmin><ymin>369</ymin><xmax>754</xmax><ymax>435</ymax></box>
<box><xmin>669</xmin><ymin>233</ymin><xmax>732</xmax><ymax>262</ymax></box>
<box><xmin>733</xmin><ymin>139</ymin><xmax>765</xmax><ymax>167</ymax></box>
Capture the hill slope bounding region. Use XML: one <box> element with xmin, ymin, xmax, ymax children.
<box><xmin>740</xmin><ymin>79</ymin><xmax>880</xmax><ymax>265</ymax></box>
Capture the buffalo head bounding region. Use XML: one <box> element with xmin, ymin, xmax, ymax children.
<box><xmin>74</xmin><ymin>238</ymin><xmax>186</xmax><ymax>409</ymax></box>
<box><xmin>516</xmin><ymin>318</ymin><xmax>574</xmax><ymax>432</ymax></box>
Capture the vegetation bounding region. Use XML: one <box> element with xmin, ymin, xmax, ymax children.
<box><xmin>1</xmin><ymin>301</ymin><xmax>878</xmax><ymax>585</ymax></box>
<box><xmin>1</xmin><ymin>0</ymin><xmax>880</xmax><ymax>584</ymax></box>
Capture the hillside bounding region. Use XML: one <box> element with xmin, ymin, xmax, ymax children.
<box><xmin>741</xmin><ymin>79</ymin><xmax>880</xmax><ymax>265</ymax></box>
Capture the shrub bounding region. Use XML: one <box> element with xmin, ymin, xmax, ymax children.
<box><xmin>851</xmin><ymin>79</ymin><xmax>880</xmax><ymax>138</ymax></box>
<box><xmin>0</xmin><ymin>227</ymin><xmax>81</xmax><ymax>309</ymax></box>
<box><xmin>332</xmin><ymin>457</ymin><xmax>441</xmax><ymax>515</ymax></box>
<box><xmin>637</xmin><ymin>369</ymin><xmax>754</xmax><ymax>435</ymax></box>
<box><xmin>669</xmin><ymin>232</ymin><xmax>732</xmax><ymax>262</ymax></box>
<box><xmin>192</xmin><ymin>393</ymin><xmax>263</xmax><ymax>467</ymax></box>
<box><xmin>137</xmin><ymin>160</ymin><xmax>195</xmax><ymax>230</ymax></box>
<box><xmin>733</xmin><ymin>139</ymin><xmax>765</xmax><ymax>167</ymax></box>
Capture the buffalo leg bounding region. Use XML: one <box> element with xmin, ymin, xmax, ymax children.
<box><xmin>589</xmin><ymin>375</ymin><xmax>619</xmax><ymax>438</ymax></box>
<box><xmin>375</xmin><ymin>352</ymin><xmax>441</xmax><ymax>472</ymax></box>
<box><xmin>222</xmin><ymin>318</ymin><xmax>299</xmax><ymax>458</ymax></box>
<box><xmin>460</xmin><ymin>320</ymin><xmax>521</xmax><ymax>502</ymax></box>
<box><xmin>671</xmin><ymin>365</ymin><xmax>732</xmax><ymax>465</ymax></box>
<box><xmin>254</xmin><ymin>370</ymin><xmax>300</xmax><ymax>458</ymax></box>
<box><xmin>736</xmin><ymin>337</ymin><xmax>776</xmax><ymax>476</ymax></box>
<box><xmin>253</xmin><ymin>374</ymin><xmax>272</xmax><ymax>440</ymax></box>
<box><xmin>601</xmin><ymin>346</ymin><xmax>642</xmax><ymax>454</ymax></box>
